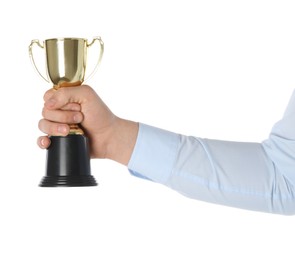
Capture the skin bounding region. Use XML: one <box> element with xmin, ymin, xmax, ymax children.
<box><xmin>38</xmin><ymin>85</ymin><xmax>139</xmax><ymax>166</ymax></box>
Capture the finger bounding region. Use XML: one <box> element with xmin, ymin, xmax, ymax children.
<box><xmin>43</xmin><ymin>88</ymin><xmax>55</xmax><ymax>101</ymax></box>
<box><xmin>42</xmin><ymin>108</ymin><xmax>83</xmax><ymax>124</ymax></box>
<box><xmin>38</xmin><ymin>119</ymin><xmax>70</xmax><ymax>136</ymax></box>
<box><xmin>44</xmin><ymin>87</ymin><xmax>85</xmax><ymax>110</ymax></box>
<box><xmin>61</xmin><ymin>103</ymin><xmax>81</xmax><ymax>111</ymax></box>
<box><xmin>37</xmin><ymin>136</ymin><xmax>51</xmax><ymax>149</ymax></box>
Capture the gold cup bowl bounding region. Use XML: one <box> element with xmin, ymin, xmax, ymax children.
<box><xmin>29</xmin><ymin>37</ymin><xmax>104</xmax><ymax>87</ymax></box>
<box><xmin>29</xmin><ymin>37</ymin><xmax>104</xmax><ymax>134</ymax></box>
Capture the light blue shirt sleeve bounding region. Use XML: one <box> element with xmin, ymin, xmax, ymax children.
<box><xmin>128</xmin><ymin>90</ymin><xmax>295</xmax><ymax>215</ymax></box>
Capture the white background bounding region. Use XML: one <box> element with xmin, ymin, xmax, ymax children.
<box><xmin>1</xmin><ymin>0</ymin><xmax>295</xmax><ymax>259</ymax></box>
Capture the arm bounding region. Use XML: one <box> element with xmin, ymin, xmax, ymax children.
<box><xmin>38</xmin><ymin>86</ymin><xmax>295</xmax><ymax>215</ymax></box>
<box><xmin>128</xmin><ymin>90</ymin><xmax>295</xmax><ymax>215</ymax></box>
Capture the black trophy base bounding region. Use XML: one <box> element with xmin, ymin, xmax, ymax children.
<box><xmin>39</xmin><ymin>175</ymin><xmax>97</xmax><ymax>187</ymax></box>
<box><xmin>40</xmin><ymin>135</ymin><xmax>98</xmax><ymax>187</ymax></box>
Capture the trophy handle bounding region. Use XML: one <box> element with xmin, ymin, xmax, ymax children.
<box><xmin>29</xmin><ymin>40</ymin><xmax>50</xmax><ymax>83</ymax></box>
<box><xmin>85</xmin><ymin>36</ymin><xmax>104</xmax><ymax>82</ymax></box>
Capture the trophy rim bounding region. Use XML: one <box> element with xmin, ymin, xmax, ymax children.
<box><xmin>45</xmin><ymin>37</ymin><xmax>87</xmax><ymax>42</ymax></box>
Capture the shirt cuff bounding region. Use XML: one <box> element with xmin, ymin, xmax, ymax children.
<box><xmin>128</xmin><ymin>123</ymin><xmax>180</xmax><ymax>184</ymax></box>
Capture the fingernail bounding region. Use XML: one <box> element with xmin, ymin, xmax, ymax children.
<box><xmin>57</xmin><ymin>125</ymin><xmax>67</xmax><ymax>134</ymax></box>
<box><xmin>40</xmin><ymin>138</ymin><xmax>46</xmax><ymax>147</ymax></box>
<box><xmin>73</xmin><ymin>113</ymin><xmax>82</xmax><ymax>123</ymax></box>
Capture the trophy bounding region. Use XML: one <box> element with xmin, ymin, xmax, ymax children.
<box><xmin>29</xmin><ymin>37</ymin><xmax>104</xmax><ymax>187</ymax></box>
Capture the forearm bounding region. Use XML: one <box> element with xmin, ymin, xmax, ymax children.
<box><xmin>95</xmin><ymin>88</ymin><xmax>295</xmax><ymax>215</ymax></box>
<box><xmin>128</xmin><ymin>123</ymin><xmax>295</xmax><ymax>215</ymax></box>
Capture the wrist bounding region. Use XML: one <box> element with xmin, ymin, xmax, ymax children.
<box><xmin>105</xmin><ymin>118</ymin><xmax>139</xmax><ymax>165</ymax></box>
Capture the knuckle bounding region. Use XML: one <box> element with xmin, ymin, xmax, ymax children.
<box><xmin>82</xmin><ymin>84</ymin><xmax>94</xmax><ymax>95</ymax></box>
<box><xmin>43</xmin><ymin>89</ymin><xmax>54</xmax><ymax>101</ymax></box>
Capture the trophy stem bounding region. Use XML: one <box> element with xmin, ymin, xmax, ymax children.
<box><xmin>40</xmin><ymin>135</ymin><xmax>98</xmax><ymax>187</ymax></box>
<box><xmin>69</xmin><ymin>124</ymin><xmax>84</xmax><ymax>135</ymax></box>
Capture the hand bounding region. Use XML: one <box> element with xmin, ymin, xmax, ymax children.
<box><xmin>38</xmin><ymin>85</ymin><xmax>138</xmax><ymax>165</ymax></box>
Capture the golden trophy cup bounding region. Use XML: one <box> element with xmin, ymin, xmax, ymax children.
<box><xmin>29</xmin><ymin>37</ymin><xmax>104</xmax><ymax>187</ymax></box>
